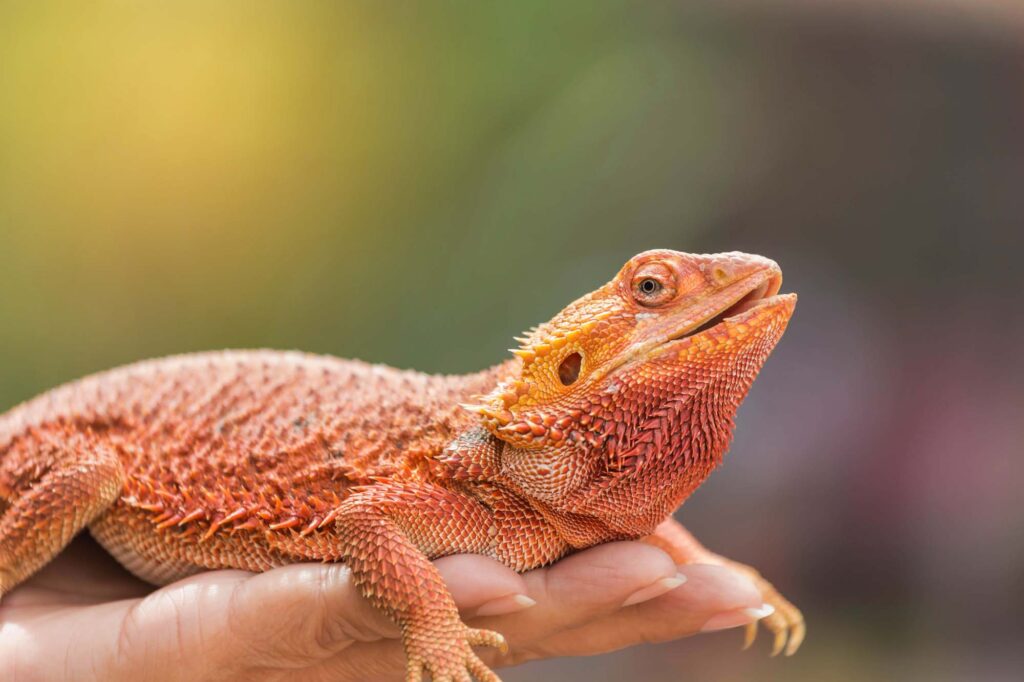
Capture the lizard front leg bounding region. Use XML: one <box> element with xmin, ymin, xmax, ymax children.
<box><xmin>644</xmin><ymin>517</ymin><xmax>806</xmax><ymax>656</ymax></box>
<box><xmin>334</xmin><ymin>482</ymin><xmax>508</xmax><ymax>682</ymax></box>
<box><xmin>0</xmin><ymin>435</ymin><xmax>123</xmax><ymax>598</ymax></box>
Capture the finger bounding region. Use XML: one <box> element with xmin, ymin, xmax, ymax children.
<box><xmin>227</xmin><ymin>562</ymin><xmax>397</xmax><ymax>658</ymax></box>
<box><xmin>306</xmin><ymin>555</ymin><xmax>533</xmax><ymax>682</ymax></box>
<box><xmin>433</xmin><ymin>554</ymin><xmax>531</xmax><ymax>617</ymax></box>
<box><xmin>200</xmin><ymin>554</ymin><xmax>529</xmax><ymax>681</ymax></box>
<box><xmin>509</xmin><ymin>563</ymin><xmax>765</xmax><ymax>661</ymax></box>
<box><xmin>471</xmin><ymin>541</ymin><xmax>681</xmax><ymax>648</ymax></box>
<box><xmin>83</xmin><ymin>570</ymin><xmax>261</xmax><ymax>680</ymax></box>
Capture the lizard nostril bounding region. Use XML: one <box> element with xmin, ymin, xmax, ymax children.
<box><xmin>712</xmin><ymin>266</ymin><xmax>730</xmax><ymax>284</ymax></box>
<box><xmin>558</xmin><ymin>352</ymin><xmax>582</xmax><ymax>386</ymax></box>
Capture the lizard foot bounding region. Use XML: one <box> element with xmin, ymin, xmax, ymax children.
<box><xmin>405</xmin><ymin>624</ymin><xmax>508</xmax><ymax>682</ymax></box>
<box><xmin>731</xmin><ymin>564</ymin><xmax>805</xmax><ymax>656</ymax></box>
<box><xmin>642</xmin><ymin>519</ymin><xmax>806</xmax><ymax>656</ymax></box>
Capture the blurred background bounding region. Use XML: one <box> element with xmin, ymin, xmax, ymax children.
<box><xmin>1</xmin><ymin>1</ymin><xmax>1022</xmax><ymax>680</ymax></box>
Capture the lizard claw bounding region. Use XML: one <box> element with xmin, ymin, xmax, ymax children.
<box><xmin>785</xmin><ymin>614</ymin><xmax>806</xmax><ymax>656</ymax></box>
<box><xmin>724</xmin><ymin>562</ymin><xmax>806</xmax><ymax>657</ymax></box>
<box><xmin>742</xmin><ymin>620</ymin><xmax>758</xmax><ymax>650</ymax></box>
<box><xmin>467</xmin><ymin>627</ymin><xmax>509</xmax><ymax>655</ymax></box>
<box><xmin>749</xmin><ymin>588</ymin><xmax>805</xmax><ymax>657</ymax></box>
<box><xmin>755</xmin><ymin>590</ymin><xmax>805</xmax><ymax>656</ymax></box>
<box><xmin>405</xmin><ymin>623</ymin><xmax>507</xmax><ymax>682</ymax></box>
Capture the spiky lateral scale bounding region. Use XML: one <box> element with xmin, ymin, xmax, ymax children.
<box><xmin>0</xmin><ymin>351</ymin><xmax>515</xmax><ymax>581</ymax></box>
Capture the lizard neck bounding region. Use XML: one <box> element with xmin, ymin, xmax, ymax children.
<box><xmin>458</xmin><ymin>359</ymin><xmax>520</xmax><ymax>397</ymax></box>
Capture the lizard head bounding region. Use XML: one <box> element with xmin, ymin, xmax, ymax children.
<box><xmin>464</xmin><ymin>249</ymin><xmax>796</xmax><ymax>521</ymax></box>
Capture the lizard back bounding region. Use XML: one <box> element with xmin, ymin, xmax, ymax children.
<box><xmin>0</xmin><ymin>350</ymin><xmax>512</xmax><ymax>549</ymax></box>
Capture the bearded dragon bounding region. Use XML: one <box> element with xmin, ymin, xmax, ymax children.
<box><xmin>0</xmin><ymin>249</ymin><xmax>803</xmax><ymax>681</ymax></box>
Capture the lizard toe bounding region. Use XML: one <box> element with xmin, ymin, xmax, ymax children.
<box><xmin>720</xmin><ymin>560</ymin><xmax>805</xmax><ymax>657</ymax></box>
<box><xmin>405</xmin><ymin>623</ymin><xmax>507</xmax><ymax>682</ymax></box>
<box><xmin>466</xmin><ymin>627</ymin><xmax>508</xmax><ymax>654</ymax></box>
<box><xmin>746</xmin><ymin>585</ymin><xmax>805</xmax><ymax>657</ymax></box>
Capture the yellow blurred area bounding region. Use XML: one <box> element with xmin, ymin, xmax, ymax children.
<box><xmin>0</xmin><ymin>3</ymin><xmax>457</xmax><ymax>318</ymax></box>
<box><xmin>1</xmin><ymin>2</ymin><xmax>726</xmax><ymax>384</ymax></box>
<box><xmin>2</xmin><ymin>4</ymin><xmax>371</xmax><ymax>359</ymax></box>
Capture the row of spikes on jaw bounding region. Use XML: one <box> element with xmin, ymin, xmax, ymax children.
<box><xmin>460</xmin><ymin>315</ymin><xmax>610</xmax><ymax>448</ymax></box>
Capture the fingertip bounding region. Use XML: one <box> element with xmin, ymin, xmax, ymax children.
<box><xmin>621</xmin><ymin>572</ymin><xmax>687</xmax><ymax>607</ymax></box>
<box><xmin>546</xmin><ymin>541</ymin><xmax>680</xmax><ymax>590</ymax></box>
<box><xmin>700</xmin><ymin>603</ymin><xmax>775</xmax><ymax>633</ymax></box>
<box><xmin>473</xmin><ymin>593</ymin><xmax>537</xmax><ymax>618</ymax></box>
<box><xmin>434</xmin><ymin>554</ymin><xmax>530</xmax><ymax>612</ymax></box>
<box><xmin>239</xmin><ymin>562</ymin><xmax>351</xmax><ymax>606</ymax></box>
<box><xmin>522</xmin><ymin>541</ymin><xmax>681</xmax><ymax>616</ymax></box>
<box><xmin>671</xmin><ymin>563</ymin><xmax>764</xmax><ymax>612</ymax></box>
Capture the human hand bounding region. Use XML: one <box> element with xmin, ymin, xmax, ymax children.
<box><xmin>0</xmin><ymin>535</ymin><xmax>770</xmax><ymax>681</ymax></box>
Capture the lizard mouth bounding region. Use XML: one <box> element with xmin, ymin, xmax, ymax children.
<box><xmin>645</xmin><ymin>268</ymin><xmax>797</xmax><ymax>362</ymax></box>
<box><xmin>598</xmin><ymin>267</ymin><xmax>794</xmax><ymax>381</ymax></box>
<box><xmin>667</xmin><ymin>270</ymin><xmax>786</xmax><ymax>342</ymax></box>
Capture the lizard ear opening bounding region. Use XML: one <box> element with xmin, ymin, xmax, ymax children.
<box><xmin>558</xmin><ymin>352</ymin><xmax>582</xmax><ymax>386</ymax></box>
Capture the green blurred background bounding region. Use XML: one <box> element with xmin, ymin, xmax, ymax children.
<box><xmin>2</xmin><ymin>2</ymin><xmax>1022</xmax><ymax>680</ymax></box>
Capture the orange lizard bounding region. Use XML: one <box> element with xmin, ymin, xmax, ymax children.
<box><xmin>0</xmin><ymin>249</ymin><xmax>803</xmax><ymax>681</ymax></box>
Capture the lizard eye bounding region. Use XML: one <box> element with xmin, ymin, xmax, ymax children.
<box><xmin>631</xmin><ymin>263</ymin><xmax>677</xmax><ymax>307</ymax></box>
<box><xmin>639</xmin><ymin>278</ymin><xmax>660</xmax><ymax>294</ymax></box>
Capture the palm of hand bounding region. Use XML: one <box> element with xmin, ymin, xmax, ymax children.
<box><xmin>0</xmin><ymin>535</ymin><xmax>764</xmax><ymax>681</ymax></box>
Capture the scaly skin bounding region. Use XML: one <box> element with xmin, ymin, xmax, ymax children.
<box><xmin>0</xmin><ymin>249</ymin><xmax>803</xmax><ymax>680</ymax></box>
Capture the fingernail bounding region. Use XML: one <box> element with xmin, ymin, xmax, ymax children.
<box><xmin>474</xmin><ymin>593</ymin><xmax>537</xmax><ymax>617</ymax></box>
<box><xmin>622</xmin><ymin>572</ymin><xmax>687</xmax><ymax>607</ymax></box>
<box><xmin>700</xmin><ymin>603</ymin><xmax>775</xmax><ymax>632</ymax></box>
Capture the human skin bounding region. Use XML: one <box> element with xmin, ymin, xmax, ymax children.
<box><xmin>0</xmin><ymin>534</ymin><xmax>769</xmax><ymax>681</ymax></box>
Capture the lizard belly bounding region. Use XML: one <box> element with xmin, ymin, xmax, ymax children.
<box><xmin>89</xmin><ymin>502</ymin><xmax>294</xmax><ymax>585</ymax></box>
